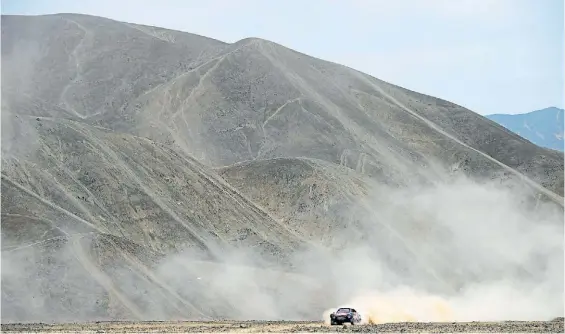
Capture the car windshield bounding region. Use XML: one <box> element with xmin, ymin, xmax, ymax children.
<box><xmin>336</xmin><ymin>308</ymin><xmax>350</xmax><ymax>314</ymax></box>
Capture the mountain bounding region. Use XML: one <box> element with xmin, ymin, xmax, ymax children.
<box><xmin>2</xmin><ymin>13</ymin><xmax>563</xmax><ymax>323</ymax></box>
<box><xmin>486</xmin><ymin>107</ymin><xmax>564</xmax><ymax>152</ymax></box>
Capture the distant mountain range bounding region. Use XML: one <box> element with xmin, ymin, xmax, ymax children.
<box><xmin>486</xmin><ymin>107</ymin><xmax>564</xmax><ymax>152</ymax></box>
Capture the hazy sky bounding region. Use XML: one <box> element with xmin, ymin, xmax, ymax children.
<box><xmin>2</xmin><ymin>0</ymin><xmax>563</xmax><ymax>115</ymax></box>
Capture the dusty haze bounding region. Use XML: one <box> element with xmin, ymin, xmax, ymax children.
<box><xmin>3</xmin><ymin>173</ymin><xmax>562</xmax><ymax>323</ymax></box>
<box><xmin>1</xmin><ymin>13</ymin><xmax>563</xmax><ymax>325</ymax></box>
<box><xmin>320</xmin><ymin>176</ymin><xmax>563</xmax><ymax>324</ymax></box>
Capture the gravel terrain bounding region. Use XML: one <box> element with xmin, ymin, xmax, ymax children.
<box><xmin>2</xmin><ymin>319</ymin><xmax>564</xmax><ymax>333</ymax></box>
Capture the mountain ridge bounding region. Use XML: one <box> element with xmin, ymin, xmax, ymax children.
<box><xmin>486</xmin><ymin>107</ymin><xmax>564</xmax><ymax>152</ymax></box>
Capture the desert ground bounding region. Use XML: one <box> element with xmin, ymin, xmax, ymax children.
<box><xmin>2</xmin><ymin>319</ymin><xmax>564</xmax><ymax>333</ymax></box>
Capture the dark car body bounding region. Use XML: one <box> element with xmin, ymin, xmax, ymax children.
<box><xmin>329</xmin><ymin>307</ymin><xmax>362</xmax><ymax>325</ymax></box>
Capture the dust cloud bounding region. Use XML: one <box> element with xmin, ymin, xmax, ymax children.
<box><xmin>319</xmin><ymin>175</ymin><xmax>564</xmax><ymax>324</ymax></box>
<box><xmin>1</xmin><ymin>174</ymin><xmax>563</xmax><ymax>323</ymax></box>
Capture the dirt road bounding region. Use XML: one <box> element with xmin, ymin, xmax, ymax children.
<box><xmin>2</xmin><ymin>319</ymin><xmax>563</xmax><ymax>333</ymax></box>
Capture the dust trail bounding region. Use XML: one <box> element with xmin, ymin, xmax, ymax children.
<box><xmin>319</xmin><ymin>175</ymin><xmax>563</xmax><ymax>324</ymax></box>
<box><xmin>323</xmin><ymin>289</ymin><xmax>454</xmax><ymax>325</ymax></box>
<box><xmin>106</xmin><ymin>237</ymin><xmax>209</xmax><ymax>319</ymax></box>
<box><xmin>1</xmin><ymin>170</ymin><xmax>561</xmax><ymax>323</ymax></box>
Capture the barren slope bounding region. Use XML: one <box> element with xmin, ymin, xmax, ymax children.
<box><xmin>218</xmin><ymin>158</ymin><xmax>372</xmax><ymax>240</ymax></box>
<box><xmin>1</xmin><ymin>114</ymin><xmax>310</xmax><ymax>321</ymax></box>
<box><xmin>1</xmin><ymin>13</ymin><xmax>563</xmax><ymax>324</ymax></box>
<box><xmin>2</xmin><ymin>13</ymin><xmax>562</xmax><ymax>200</ymax></box>
<box><xmin>2</xmin><ymin>114</ymin><xmax>302</xmax><ymax>254</ymax></box>
<box><xmin>1</xmin><ymin>13</ymin><xmax>227</xmax><ymax>120</ymax></box>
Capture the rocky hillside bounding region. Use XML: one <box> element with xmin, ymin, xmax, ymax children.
<box><xmin>2</xmin><ymin>13</ymin><xmax>563</xmax><ymax>323</ymax></box>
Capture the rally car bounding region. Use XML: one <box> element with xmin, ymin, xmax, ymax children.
<box><xmin>329</xmin><ymin>307</ymin><xmax>362</xmax><ymax>325</ymax></box>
